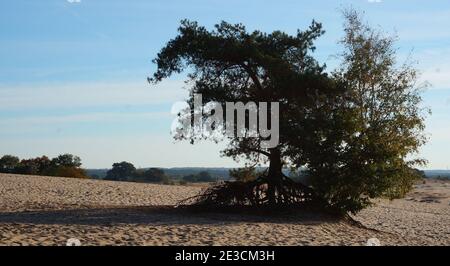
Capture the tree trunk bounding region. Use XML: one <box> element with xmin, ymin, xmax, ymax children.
<box><xmin>267</xmin><ymin>149</ymin><xmax>283</xmax><ymax>205</ymax></box>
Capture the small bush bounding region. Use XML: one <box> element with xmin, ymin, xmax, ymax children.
<box><xmin>48</xmin><ymin>166</ymin><xmax>89</xmax><ymax>179</ymax></box>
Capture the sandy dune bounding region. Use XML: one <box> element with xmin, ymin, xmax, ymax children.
<box><xmin>0</xmin><ymin>173</ymin><xmax>448</xmax><ymax>246</ymax></box>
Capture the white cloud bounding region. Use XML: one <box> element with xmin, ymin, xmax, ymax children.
<box><xmin>0</xmin><ymin>112</ymin><xmax>171</xmax><ymax>127</ymax></box>
<box><xmin>420</xmin><ymin>68</ymin><xmax>450</xmax><ymax>90</ymax></box>
<box><xmin>368</xmin><ymin>0</ymin><xmax>382</xmax><ymax>3</ymax></box>
<box><xmin>0</xmin><ymin>80</ymin><xmax>188</xmax><ymax>110</ymax></box>
<box><xmin>67</xmin><ymin>0</ymin><xmax>81</xmax><ymax>3</ymax></box>
<box><xmin>401</xmin><ymin>47</ymin><xmax>450</xmax><ymax>90</ymax></box>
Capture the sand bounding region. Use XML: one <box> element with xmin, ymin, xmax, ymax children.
<box><xmin>0</xmin><ymin>173</ymin><xmax>448</xmax><ymax>246</ymax></box>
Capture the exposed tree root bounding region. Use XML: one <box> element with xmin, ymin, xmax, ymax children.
<box><xmin>178</xmin><ymin>173</ymin><xmax>327</xmax><ymax>211</ymax></box>
<box><xmin>176</xmin><ymin>174</ymin><xmax>395</xmax><ymax>233</ymax></box>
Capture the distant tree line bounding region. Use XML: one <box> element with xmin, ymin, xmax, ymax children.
<box><xmin>229</xmin><ymin>167</ymin><xmax>259</xmax><ymax>182</ymax></box>
<box><xmin>181</xmin><ymin>171</ymin><xmax>215</xmax><ymax>183</ymax></box>
<box><xmin>0</xmin><ymin>154</ymin><xmax>222</xmax><ymax>184</ymax></box>
<box><xmin>104</xmin><ymin>161</ymin><xmax>171</xmax><ymax>184</ymax></box>
<box><xmin>0</xmin><ymin>154</ymin><xmax>88</xmax><ymax>179</ymax></box>
<box><xmin>104</xmin><ymin>161</ymin><xmax>216</xmax><ymax>184</ymax></box>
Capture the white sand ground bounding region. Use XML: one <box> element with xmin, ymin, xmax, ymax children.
<box><xmin>0</xmin><ymin>173</ymin><xmax>448</xmax><ymax>246</ymax></box>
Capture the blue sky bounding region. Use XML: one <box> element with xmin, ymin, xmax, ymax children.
<box><xmin>1</xmin><ymin>0</ymin><xmax>450</xmax><ymax>169</ymax></box>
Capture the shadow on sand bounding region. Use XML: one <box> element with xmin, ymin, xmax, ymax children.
<box><xmin>0</xmin><ymin>205</ymin><xmax>342</xmax><ymax>226</ymax></box>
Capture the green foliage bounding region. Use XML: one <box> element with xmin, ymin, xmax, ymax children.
<box><xmin>104</xmin><ymin>163</ymin><xmax>173</xmax><ymax>184</ymax></box>
<box><xmin>137</xmin><ymin>168</ymin><xmax>171</xmax><ymax>183</ymax></box>
<box><xmin>229</xmin><ymin>167</ymin><xmax>259</xmax><ymax>182</ymax></box>
<box><xmin>51</xmin><ymin>154</ymin><xmax>82</xmax><ymax>168</ymax></box>
<box><xmin>47</xmin><ymin>166</ymin><xmax>89</xmax><ymax>179</ymax></box>
<box><xmin>296</xmin><ymin>10</ymin><xmax>429</xmax><ymax>213</ymax></box>
<box><xmin>0</xmin><ymin>155</ymin><xmax>20</xmax><ymax>173</ymax></box>
<box><xmin>0</xmin><ymin>154</ymin><xmax>89</xmax><ymax>179</ymax></box>
<box><xmin>149</xmin><ymin>9</ymin><xmax>429</xmax><ymax>213</ymax></box>
<box><xmin>15</xmin><ymin>156</ymin><xmax>49</xmax><ymax>175</ymax></box>
<box><xmin>150</xmin><ymin>19</ymin><xmax>333</xmax><ymax>162</ymax></box>
<box><xmin>182</xmin><ymin>171</ymin><xmax>215</xmax><ymax>182</ymax></box>
<box><xmin>105</xmin><ymin>161</ymin><xmax>137</xmax><ymax>181</ymax></box>
<box><xmin>150</xmin><ymin>18</ymin><xmax>340</xmax><ymax>206</ymax></box>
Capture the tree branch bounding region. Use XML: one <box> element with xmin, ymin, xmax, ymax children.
<box><xmin>241</xmin><ymin>63</ymin><xmax>263</xmax><ymax>91</ymax></box>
